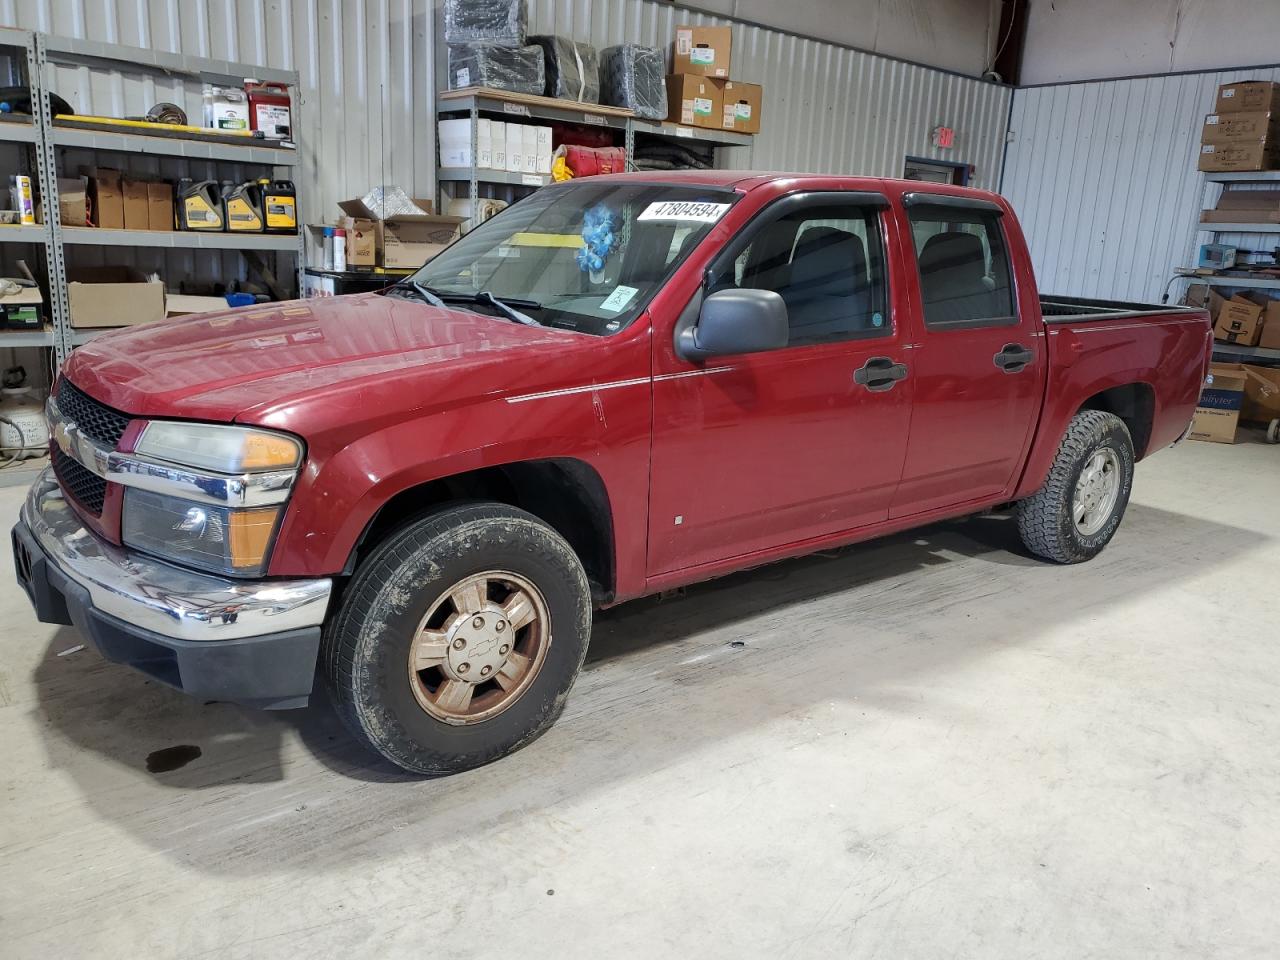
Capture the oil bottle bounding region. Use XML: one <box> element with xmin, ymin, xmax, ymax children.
<box><xmin>177</xmin><ymin>179</ymin><xmax>225</xmax><ymax>231</ymax></box>
<box><xmin>261</xmin><ymin>179</ymin><xmax>298</xmax><ymax>234</ymax></box>
<box><xmin>223</xmin><ymin>179</ymin><xmax>265</xmax><ymax>233</ymax></box>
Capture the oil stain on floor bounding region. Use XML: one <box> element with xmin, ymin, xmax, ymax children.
<box><xmin>145</xmin><ymin>745</ymin><xmax>202</xmax><ymax>773</ymax></box>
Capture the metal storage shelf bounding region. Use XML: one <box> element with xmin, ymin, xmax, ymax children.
<box><xmin>1204</xmin><ymin>171</ymin><xmax>1280</xmax><ymax>184</ymax></box>
<box><xmin>631</xmin><ymin>118</ymin><xmax>754</xmax><ymax>147</ymax></box>
<box><xmin>70</xmin><ymin>328</ymin><xmax>112</xmax><ymax>346</ymax></box>
<box><xmin>1198</xmin><ymin>222</ymin><xmax>1280</xmax><ymax>234</ymax></box>
<box><xmin>0</xmin><ymin>225</ymin><xmax>48</xmax><ymax>243</ymax></box>
<box><xmin>437</xmin><ymin>167</ymin><xmax>550</xmax><ymax>188</ymax></box>
<box><xmin>0</xmin><ymin>118</ymin><xmax>40</xmax><ymax>144</ymax></box>
<box><xmin>1178</xmin><ymin>272</ymin><xmax>1280</xmax><ymax>291</ymax></box>
<box><xmin>438</xmin><ymin>88</ymin><xmax>632</xmax><ymax>130</ymax></box>
<box><xmin>0</xmin><ymin>29</ymin><xmax>305</xmax><ymax>364</ymax></box>
<box><xmin>0</xmin><ymin>328</ymin><xmax>54</xmax><ymax>348</ymax></box>
<box><xmin>62</xmin><ymin>227</ymin><xmax>301</xmax><ymax>251</ymax></box>
<box><xmin>52</xmin><ymin>126</ymin><xmax>298</xmax><ymax>166</ymax></box>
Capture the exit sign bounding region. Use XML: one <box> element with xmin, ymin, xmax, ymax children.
<box><xmin>932</xmin><ymin>126</ymin><xmax>955</xmax><ymax>148</ymax></box>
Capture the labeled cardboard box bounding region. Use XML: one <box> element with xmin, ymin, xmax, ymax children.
<box><xmin>1260</xmin><ymin>301</ymin><xmax>1280</xmax><ymax>350</ymax></box>
<box><xmin>666</xmin><ymin>74</ymin><xmax>722</xmax><ymax>129</ymax></box>
<box><xmin>122</xmin><ymin>178</ymin><xmax>149</xmax><ymax>231</ymax></box>
<box><xmin>85</xmin><ymin>168</ymin><xmax>124</xmax><ymax>229</ymax></box>
<box><xmin>342</xmin><ymin>216</ymin><xmax>378</xmax><ymax>267</ymax></box>
<box><xmin>146</xmin><ymin>181</ymin><xmax>173</xmax><ymax>231</ymax></box>
<box><xmin>1215</xmin><ymin>81</ymin><xmax>1280</xmax><ymax>114</ymax></box>
<box><xmin>1189</xmin><ymin>364</ymin><xmax>1248</xmax><ymax>443</ymax></box>
<box><xmin>1198</xmin><ymin>140</ymin><xmax>1280</xmax><ymax>172</ymax></box>
<box><xmin>1201</xmin><ymin>110</ymin><xmax>1280</xmax><ymax>144</ymax></box>
<box><xmin>673</xmin><ymin>25</ymin><xmax>732</xmax><ymax>78</ymax></box>
<box><xmin>1239</xmin><ymin>363</ymin><xmax>1280</xmax><ymax>424</ymax></box>
<box><xmin>1200</xmin><ymin>186</ymin><xmax>1280</xmax><ymax>224</ymax></box>
<box><xmin>1214</xmin><ymin>293</ymin><xmax>1266</xmax><ymax>345</ymax></box>
<box><xmin>66</xmin><ymin>266</ymin><xmax>166</xmax><ymax>329</ymax></box>
<box><xmin>714</xmin><ymin>79</ymin><xmax>762</xmax><ymax>134</ymax></box>
<box><xmin>0</xmin><ymin>285</ymin><xmax>42</xmax><ymax>330</ymax></box>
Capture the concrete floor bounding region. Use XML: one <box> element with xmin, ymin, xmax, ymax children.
<box><xmin>1</xmin><ymin>438</ymin><xmax>1277</xmax><ymax>959</ymax></box>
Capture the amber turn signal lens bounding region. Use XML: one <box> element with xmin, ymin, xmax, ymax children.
<box><xmin>241</xmin><ymin>432</ymin><xmax>304</xmax><ymax>470</ymax></box>
<box><xmin>229</xmin><ymin>507</ymin><xmax>282</xmax><ymax>570</ymax></box>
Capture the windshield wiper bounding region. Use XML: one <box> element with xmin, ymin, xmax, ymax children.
<box><xmin>433</xmin><ymin>289</ymin><xmax>542</xmax><ymax>326</ymax></box>
<box><xmin>388</xmin><ymin>279</ymin><xmax>447</xmax><ymax>307</ymax></box>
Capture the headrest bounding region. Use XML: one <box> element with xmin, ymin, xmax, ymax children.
<box><xmin>918</xmin><ymin>232</ymin><xmax>987</xmax><ymax>295</ymax></box>
<box><xmin>788</xmin><ymin>227</ymin><xmax>866</xmax><ymax>298</ymax></box>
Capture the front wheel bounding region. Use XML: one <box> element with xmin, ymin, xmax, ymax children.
<box><xmin>322</xmin><ymin>503</ymin><xmax>592</xmax><ymax>775</ymax></box>
<box><xmin>1016</xmin><ymin>410</ymin><xmax>1135</xmax><ymax>564</ymax></box>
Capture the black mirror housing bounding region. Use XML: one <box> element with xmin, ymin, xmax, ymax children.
<box><xmin>676</xmin><ymin>288</ymin><xmax>789</xmax><ymax>361</ymax></box>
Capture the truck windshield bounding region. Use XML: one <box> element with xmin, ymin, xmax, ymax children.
<box><xmin>408</xmin><ymin>182</ymin><xmax>738</xmax><ymax>335</ymax></box>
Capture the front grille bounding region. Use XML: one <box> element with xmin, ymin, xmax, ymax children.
<box><xmin>51</xmin><ymin>444</ymin><xmax>107</xmax><ymax>516</ymax></box>
<box><xmin>56</xmin><ymin>378</ymin><xmax>131</xmax><ymax>448</ymax></box>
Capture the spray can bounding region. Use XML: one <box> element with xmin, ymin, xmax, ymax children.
<box><xmin>223</xmin><ymin>180</ymin><xmax>265</xmax><ymax>232</ymax></box>
<box><xmin>333</xmin><ymin>228</ymin><xmax>347</xmax><ymax>271</ymax></box>
<box><xmin>322</xmin><ymin>226</ymin><xmax>335</xmax><ymax>270</ymax></box>
<box><xmin>176</xmin><ymin>179</ymin><xmax>225</xmax><ymax>231</ymax></box>
<box><xmin>8</xmin><ymin>175</ymin><xmax>35</xmax><ymax>225</ymax></box>
<box><xmin>260</xmin><ymin>179</ymin><xmax>298</xmax><ymax>234</ymax></box>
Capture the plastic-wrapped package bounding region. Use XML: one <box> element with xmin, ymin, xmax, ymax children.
<box><xmin>356</xmin><ymin>186</ymin><xmax>432</xmax><ymax>219</ymax></box>
<box><xmin>443</xmin><ymin>0</ymin><xmax>527</xmax><ymax>47</ymax></box>
<box><xmin>447</xmin><ymin>43</ymin><xmax>545</xmax><ymax>95</ymax></box>
<box><xmin>599</xmin><ymin>44</ymin><xmax>667</xmax><ymax>120</ymax></box>
<box><xmin>529</xmin><ymin>35</ymin><xmax>600</xmax><ymax>103</ymax></box>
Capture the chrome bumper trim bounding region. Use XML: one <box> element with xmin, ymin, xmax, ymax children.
<box><xmin>46</xmin><ymin>395</ymin><xmax>296</xmax><ymax>508</ymax></box>
<box><xmin>21</xmin><ymin>469</ymin><xmax>332</xmax><ymax>642</ymax></box>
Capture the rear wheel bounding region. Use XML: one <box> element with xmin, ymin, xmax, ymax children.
<box><xmin>323</xmin><ymin>503</ymin><xmax>592</xmax><ymax>775</ymax></box>
<box><xmin>1017</xmin><ymin>410</ymin><xmax>1135</xmax><ymax>564</ymax></box>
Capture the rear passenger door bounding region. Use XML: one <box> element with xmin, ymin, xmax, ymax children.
<box><xmin>647</xmin><ymin>192</ymin><xmax>914</xmax><ymax>575</ymax></box>
<box><xmin>890</xmin><ymin>194</ymin><xmax>1046</xmax><ymax>517</ymax></box>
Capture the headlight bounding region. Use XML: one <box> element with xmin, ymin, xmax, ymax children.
<box><xmin>122</xmin><ymin>490</ymin><xmax>283</xmax><ymax>577</ymax></box>
<box><xmin>121</xmin><ymin>422</ymin><xmax>303</xmax><ymax>577</ymax></box>
<box><xmin>134</xmin><ymin>422</ymin><xmax>302</xmax><ymax>473</ymax></box>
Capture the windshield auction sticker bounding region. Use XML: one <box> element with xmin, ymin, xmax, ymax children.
<box><xmin>637</xmin><ymin>201</ymin><xmax>731</xmax><ymax>223</ymax></box>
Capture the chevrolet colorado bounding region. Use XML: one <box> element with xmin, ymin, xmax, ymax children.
<box><xmin>13</xmin><ymin>172</ymin><xmax>1212</xmax><ymax>775</ymax></box>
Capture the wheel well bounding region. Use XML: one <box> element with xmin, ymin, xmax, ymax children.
<box><xmin>1078</xmin><ymin>383</ymin><xmax>1155</xmax><ymax>459</ymax></box>
<box><xmin>346</xmin><ymin>459</ymin><xmax>616</xmax><ymax>602</ymax></box>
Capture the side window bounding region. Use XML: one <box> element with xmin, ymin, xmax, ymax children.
<box><xmin>707</xmin><ymin>201</ymin><xmax>889</xmax><ymax>346</ymax></box>
<box><xmin>907</xmin><ymin>204</ymin><xmax>1016</xmax><ymax>329</ymax></box>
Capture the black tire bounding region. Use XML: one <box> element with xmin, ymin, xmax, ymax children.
<box><xmin>1016</xmin><ymin>410</ymin><xmax>1135</xmax><ymax>564</ymax></box>
<box><xmin>322</xmin><ymin>502</ymin><xmax>592</xmax><ymax>775</ymax></box>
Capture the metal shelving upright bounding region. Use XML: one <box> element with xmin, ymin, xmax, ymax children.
<box><xmin>2</xmin><ymin>29</ymin><xmax>304</xmax><ymax>366</ymax></box>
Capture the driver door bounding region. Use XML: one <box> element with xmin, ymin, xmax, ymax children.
<box><xmin>647</xmin><ymin>192</ymin><xmax>914</xmax><ymax>577</ymax></box>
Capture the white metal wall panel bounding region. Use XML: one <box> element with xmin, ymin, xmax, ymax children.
<box><xmin>1002</xmin><ymin>65</ymin><xmax>1280</xmax><ymax>303</ymax></box>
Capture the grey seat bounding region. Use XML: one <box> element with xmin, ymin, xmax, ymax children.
<box><xmin>780</xmin><ymin>227</ymin><xmax>873</xmax><ymax>344</ymax></box>
<box><xmin>917</xmin><ymin>231</ymin><xmax>1004</xmax><ymax>325</ymax></box>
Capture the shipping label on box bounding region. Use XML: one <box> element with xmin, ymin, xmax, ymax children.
<box><xmin>673</xmin><ymin>25</ymin><xmax>732</xmax><ymax>77</ymax></box>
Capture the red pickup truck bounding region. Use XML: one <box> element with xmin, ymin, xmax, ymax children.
<box><xmin>13</xmin><ymin>172</ymin><xmax>1211</xmax><ymax>775</ymax></box>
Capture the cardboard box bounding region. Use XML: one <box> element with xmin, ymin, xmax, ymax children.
<box><xmin>1214</xmin><ymin>293</ymin><xmax>1266</xmax><ymax>345</ymax></box>
<box><xmin>122</xmin><ymin>178</ymin><xmax>149</xmax><ymax>231</ymax></box>
<box><xmin>666</xmin><ymin>74</ymin><xmax>722</xmax><ymax>129</ymax></box>
<box><xmin>1216</xmin><ymin>81</ymin><xmax>1280</xmax><ymax>114</ymax></box>
<box><xmin>505</xmin><ymin>122</ymin><xmax>524</xmax><ymax>173</ymax></box>
<box><xmin>1200</xmin><ymin>186</ymin><xmax>1280</xmax><ymax>224</ymax></box>
<box><xmin>166</xmin><ymin>294</ymin><xmax>227</xmax><ymax>317</ymax></box>
<box><xmin>146</xmin><ymin>181</ymin><xmax>173</xmax><ymax>231</ymax></box>
<box><xmin>1260</xmin><ymin>301</ymin><xmax>1280</xmax><ymax>350</ymax></box>
<box><xmin>1239</xmin><ymin>363</ymin><xmax>1280</xmax><ymax>423</ymax></box>
<box><xmin>535</xmin><ymin>125</ymin><xmax>553</xmax><ymax>174</ymax></box>
<box><xmin>1189</xmin><ymin>364</ymin><xmax>1248</xmax><ymax>443</ymax></box>
<box><xmin>1201</xmin><ymin>111</ymin><xmax>1280</xmax><ymax>144</ymax></box>
<box><xmin>0</xmin><ymin>285</ymin><xmax>42</xmax><ymax>330</ymax></box>
<box><xmin>382</xmin><ymin>215</ymin><xmax>465</xmax><ymax>268</ymax></box>
<box><xmin>522</xmin><ymin>125</ymin><xmax>539</xmax><ymax>174</ymax></box>
<box><xmin>491</xmin><ymin>121</ymin><xmax>507</xmax><ymax>171</ymax></box>
<box><xmin>1198</xmin><ymin>140</ymin><xmax>1280</xmax><ymax>172</ymax></box>
<box><xmin>342</xmin><ymin>216</ymin><xmax>378</xmax><ymax>267</ymax></box>
<box><xmin>66</xmin><ymin>266</ymin><xmax>166</xmax><ymax>329</ymax></box>
<box><xmin>86</xmin><ymin>168</ymin><xmax>124</xmax><ymax>229</ymax></box>
<box><xmin>477</xmin><ymin>117</ymin><xmax>493</xmax><ymax>169</ymax></box>
<box><xmin>714</xmin><ymin>79</ymin><xmax>762</xmax><ymax>134</ymax></box>
<box><xmin>673</xmin><ymin>25</ymin><xmax>732</xmax><ymax>78</ymax></box>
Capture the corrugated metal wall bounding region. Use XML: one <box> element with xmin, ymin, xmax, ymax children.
<box><xmin>2</xmin><ymin>0</ymin><xmax>1012</xmax><ymax>224</ymax></box>
<box><xmin>1002</xmin><ymin>65</ymin><xmax>1280</xmax><ymax>303</ymax></box>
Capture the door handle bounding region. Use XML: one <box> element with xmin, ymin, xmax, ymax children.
<box><xmin>854</xmin><ymin>356</ymin><xmax>908</xmax><ymax>392</ymax></box>
<box><xmin>993</xmin><ymin>343</ymin><xmax>1035</xmax><ymax>373</ymax></box>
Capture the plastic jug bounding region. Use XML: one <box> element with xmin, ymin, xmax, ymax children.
<box><xmin>177</xmin><ymin>179</ymin><xmax>225</xmax><ymax>231</ymax></box>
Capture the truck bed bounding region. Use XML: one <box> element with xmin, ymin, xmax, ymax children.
<box><xmin>1040</xmin><ymin>295</ymin><xmax>1202</xmax><ymax>323</ymax></box>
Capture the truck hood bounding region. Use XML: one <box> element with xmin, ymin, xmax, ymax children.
<box><xmin>62</xmin><ymin>294</ymin><xmax>581</xmax><ymax>424</ymax></box>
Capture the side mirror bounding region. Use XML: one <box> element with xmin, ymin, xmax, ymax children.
<box><xmin>676</xmin><ymin>288</ymin><xmax>789</xmax><ymax>361</ymax></box>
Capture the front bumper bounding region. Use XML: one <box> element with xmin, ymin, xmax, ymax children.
<box><xmin>12</xmin><ymin>469</ymin><xmax>332</xmax><ymax>709</ymax></box>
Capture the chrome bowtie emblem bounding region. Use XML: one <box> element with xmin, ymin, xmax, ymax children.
<box><xmin>52</xmin><ymin>417</ymin><xmax>76</xmax><ymax>455</ymax></box>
